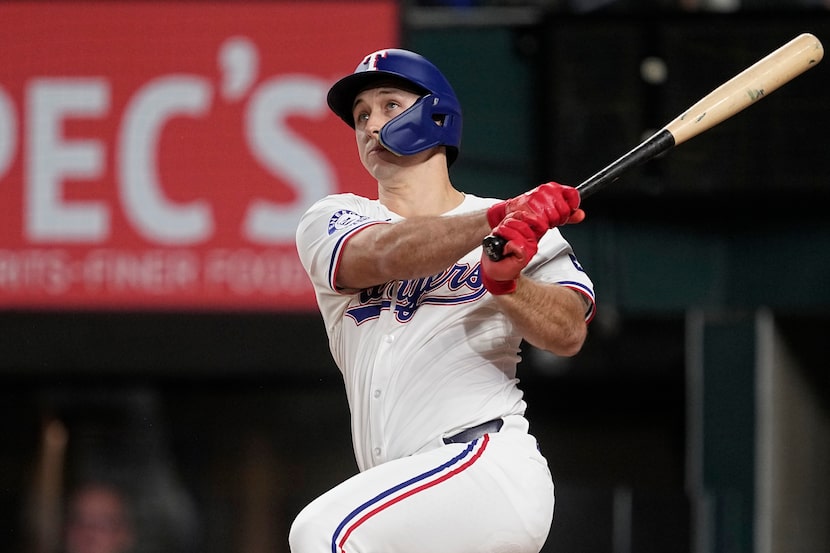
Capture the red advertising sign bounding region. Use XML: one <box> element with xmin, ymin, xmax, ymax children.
<box><xmin>0</xmin><ymin>1</ymin><xmax>397</xmax><ymax>310</ymax></box>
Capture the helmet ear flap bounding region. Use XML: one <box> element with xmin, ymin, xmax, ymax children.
<box><xmin>379</xmin><ymin>94</ymin><xmax>462</xmax><ymax>163</ymax></box>
<box><xmin>379</xmin><ymin>95</ymin><xmax>439</xmax><ymax>156</ymax></box>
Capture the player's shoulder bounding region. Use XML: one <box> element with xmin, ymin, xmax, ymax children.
<box><xmin>297</xmin><ymin>193</ymin><xmax>388</xmax><ymax>242</ymax></box>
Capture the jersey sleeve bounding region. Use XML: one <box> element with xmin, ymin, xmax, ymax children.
<box><xmin>524</xmin><ymin>228</ymin><xmax>596</xmax><ymax>322</ymax></box>
<box><xmin>295</xmin><ymin>193</ymin><xmax>387</xmax><ymax>294</ymax></box>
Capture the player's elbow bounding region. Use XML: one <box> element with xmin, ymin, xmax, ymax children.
<box><xmin>523</xmin><ymin>324</ymin><xmax>588</xmax><ymax>357</ymax></box>
<box><xmin>557</xmin><ymin>324</ymin><xmax>587</xmax><ymax>357</ymax></box>
<box><xmin>559</xmin><ymin>323</ymin><xmax>588</xmax><ymax>357</ymax></box>
<box><xmin>537</xmin><ymin>321</ymin><xmax>587</xmax><ymax>358</ymax></box>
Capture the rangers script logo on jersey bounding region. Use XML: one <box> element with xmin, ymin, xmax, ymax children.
<box><xmin>345</xmin><ymin>262</ymin><xmax>486</xmax><ymax>325</ymax></box>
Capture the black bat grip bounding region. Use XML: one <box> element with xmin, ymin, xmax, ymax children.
<box><xmin>482</xmin><ymin>129</ymin><xmax>675</xmax><ymax>262</ymax></box>
<box><xmin>482</xmin><ymin>235</ymin><xmax>508</xmax><ymax>261</ymax></box>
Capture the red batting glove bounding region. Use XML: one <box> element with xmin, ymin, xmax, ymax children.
<box><xmin>504</xmin><ymin>209</ymin><xmax>548</xmax><ymax>241</ymax></box>
<box><xmin>480</xmin><ymin>213</ymin><xmax>539</xmax><ymax>295</ymax></box>
<box><xmin>486</xmin><ymin>181</ymin><xmax>585</xmax><ymax>230</ymax></box>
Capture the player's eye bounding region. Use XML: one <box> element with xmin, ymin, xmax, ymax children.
<box><xmin>354</xmin><ymin>111</ymin><xmax>369</xmax><ymax>125</ymax></box>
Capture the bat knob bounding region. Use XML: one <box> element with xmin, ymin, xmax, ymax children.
<box><xmin>482</xmin><ymin>235</ymin><xmax>507</xmax><ymax>262</ymax></box>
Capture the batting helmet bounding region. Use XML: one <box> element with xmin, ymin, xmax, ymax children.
<box><xmin>327</xmin><ymin>48</ymin><xmax>462</xmax><ymax>166</ymax></box>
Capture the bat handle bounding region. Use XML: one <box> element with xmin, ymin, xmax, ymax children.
<box><xmin>482</xmin><ymin>234</ymin><xmax>507</xmax><ymax>262</ymax></box>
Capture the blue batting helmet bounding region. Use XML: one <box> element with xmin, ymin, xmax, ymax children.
<box><xmin>327</xmin><ymin>48</ymin><xmax>462</xmax><ymax>166</ymax></box>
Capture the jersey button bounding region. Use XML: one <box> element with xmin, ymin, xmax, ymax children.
<box><xmin>373</xmin><ymin>447</ymin><xmax>381</xmax><ymax>456</ymax></box>
<box><xmin>373</xmin><ymin>389</ymin><xmax>381</xmax><ymax>399</ymax></box>
<box><xmin>382</xmin><ymin>334</ymin><xmax>394</xmax><ymax>343</ymax></box>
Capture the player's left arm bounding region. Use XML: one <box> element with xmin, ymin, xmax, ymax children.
<box><xmin>480</xmin><ymin>211</ymin><xmax>590</xmax><ymax>356</ymax></box>
<box><xmin>494</xmin><ymin>278</ymin><xmax>588</xmax><ymax>357</ymax></box>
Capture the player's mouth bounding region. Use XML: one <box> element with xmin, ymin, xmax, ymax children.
<box><xmin>367</xmin><ymin>142</ymin><xmax>388</xmax><ymax>156</ymax></box>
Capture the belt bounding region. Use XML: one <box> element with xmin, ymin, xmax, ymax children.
<box><xmin>442</xmin><ymin>418</ymin><xmax>504</xmax><ymax>445</ymax></box>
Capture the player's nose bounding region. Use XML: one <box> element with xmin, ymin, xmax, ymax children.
<box><xmin>364</xmin><ymin>109</ymin><xmax>387</xmax><ymax>136</ymax></box>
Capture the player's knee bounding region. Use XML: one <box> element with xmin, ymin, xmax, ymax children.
<box><xmin>288</xmin><ymin>504</ymin><xmax>332</xmax><ymax>553</ymax></box>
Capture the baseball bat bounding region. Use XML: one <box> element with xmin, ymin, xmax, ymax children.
<box><xmin>483</xmin><ymin>32</ymin><xmax>824</xmax><ymax>261</ymax></box>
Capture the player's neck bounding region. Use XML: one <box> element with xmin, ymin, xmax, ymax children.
<box><xmin>378</xmin><ymin>167</ymin><xmax>462</xmax><ymax>218</ymax></box>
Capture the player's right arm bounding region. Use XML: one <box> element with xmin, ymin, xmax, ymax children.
<box><xmin>296</xmin><ymin>184</ymin><xmax>583</xmax><ymax>295</ymax></box>
<box><xmin>337</xmin><ymin>181</ymin><xmax>583</xmax><ymax>291</ymax></box>
<box><xmin>295</xmin><ymin>194</ymin><xmax>492</xmax><ymax>295</ymax></box>
<box><xmin>336</xmin><ymin>212</ymin><xmax>491</xmax><ymax>291</ymax></box>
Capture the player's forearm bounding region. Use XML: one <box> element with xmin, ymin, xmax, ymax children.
<box><xmin>337</xmin><ymin>210</ymin><xmax>491</xmax><ymax>290</ymax></box>
<box><xmin>494</xmin><ymin>277</ymin><xmax>588</xmax><ymax>357</ymax></box>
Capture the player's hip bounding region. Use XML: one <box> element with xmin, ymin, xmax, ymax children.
<box><xmin>290</xmin><ymin>417</ymin><xmax>554</xmax><ymax>553</ymax></box>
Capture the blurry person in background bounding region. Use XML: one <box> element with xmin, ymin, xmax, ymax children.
<box><xmin>63</xmin><ymin>482</ymin><xmax>135</xmax><ymax>553</ymax></box>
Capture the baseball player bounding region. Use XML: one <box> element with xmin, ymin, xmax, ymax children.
<box><xmin>292</xmin><ymin>48</ymin><xmax>595</xmax><ymax>553</ymax></box>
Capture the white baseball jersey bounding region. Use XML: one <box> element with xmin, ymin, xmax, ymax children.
<box><xmin>295</xmin><ymin>192</ymin><xmax>595</xmax><ymax>472</ymax></box>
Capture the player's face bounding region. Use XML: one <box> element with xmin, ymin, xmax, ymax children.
<box><xmin>352</xmin><ymin>86</ymin><xmax>426</xmax><ymax>177</ymax></box>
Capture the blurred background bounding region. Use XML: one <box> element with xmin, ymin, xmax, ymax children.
<box><xmin>1</xmin><ymin>1</ymin><xmax>828</xmax><ymax>553</ymax></box>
